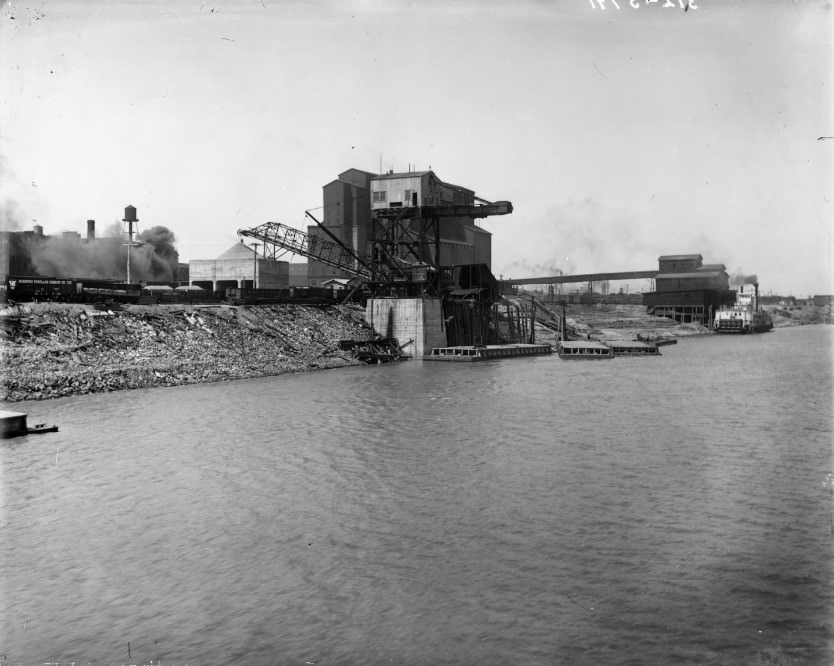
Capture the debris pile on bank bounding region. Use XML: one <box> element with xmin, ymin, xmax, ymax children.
<box><xmin>565</xmin><ymin>303</ymin><xmax>708</xmax><ymax>341</ymax></box>
<box><xmin>0</xmin><ymin>303</ymin><xmax>373</xmax><ymax>402</ymax></box>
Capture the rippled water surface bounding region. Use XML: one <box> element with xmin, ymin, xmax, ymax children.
<box><xmin>2</xmin><ymin>325</ymin><xmax>832</xmax><ymax>665</ymax></box>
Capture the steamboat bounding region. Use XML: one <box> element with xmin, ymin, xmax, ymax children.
<box><xmin>713</xmin><ymin>283</ymin><xmax>773</xmax><ymax>334</ymax></box>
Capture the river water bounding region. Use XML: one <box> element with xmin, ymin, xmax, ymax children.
<box><xmin>1</xmin><ymin>325</ymin><xmax>832</xmax><ymax>665</ymax></box>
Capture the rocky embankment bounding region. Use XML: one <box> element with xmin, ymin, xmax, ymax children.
<box><xmin>532</xmin><ymin>302</ymin><xmax>832</xmax><ymax>345</ymax></box>
<box><xmin>0</xmin><ymin>302</ymin><xmax>373</xmax><ymax>402</ymax></box>
<box><xmin>530</xmin><ymin>302</ymin><xmax>709</xmax><ymax>345</ymax></box>
<box><xmin>764</xmin><ymin>302</ymin><xmax>832</xmax><ymax>327</ymax></box>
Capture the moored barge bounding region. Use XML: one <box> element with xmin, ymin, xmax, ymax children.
<box><xmin>607</xmin><ymin>340</ymin><xmax>661</xmax><ymax>356</ymax></box>
<box><xmin>557</xmin><ymin>341</ymin><xmax>613</xmax><ymax>359</ymax></box>
<box><xmin>424</xmin><ymin>343</ymin><xmax>552</xmax><ymax>362</ymax></box>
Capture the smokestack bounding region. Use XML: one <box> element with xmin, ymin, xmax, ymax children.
<box><xmin>87</xmin><ymin>219</ymin><xmax>95</xmax><ymax>242</ymax></box>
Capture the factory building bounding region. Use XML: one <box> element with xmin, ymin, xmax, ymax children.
<box><xmin>0</xmin><ymin>227</ymin><xmax>41</xmax><ymax>281</ymax></box>
<box><xmin>370</xmin><ymin>169</ymin><xmax>492</xmax><ymax>267</ymax></box>
<box><xmin>643</xmin><ymin>254</ymin><xmax>735</xmax><ymax>323</ymax></box>
<box><xmin>1</xmin><ymin>221</ymin><xmax>105</xmax><ymax>283</ymax></box>
<box><xmin>189</xmin><ymin>240</ymin><xmax>289</xmax><ymax>292</ymax></box>
<box><xmin>288</xmin><ymin>262</ymin><xmax>308</xmax><ymax>287</ymax></box>
<box><xmin>1</xmin><ymin>217</ymin><xmax>185</xmax><ymax>287</ymax></box>
<box><xmin>308</xmin><ymin>168</ymin><xmax>375</xmax><ymax>286</ymax></box>
<box><xmin>306</xmin><ymin>168</ymin><xmax>492</xmax><ymax>286</ymax></box>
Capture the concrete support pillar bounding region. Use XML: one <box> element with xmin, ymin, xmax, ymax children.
<box><xmin>365</xmin><ymin>297</ymin><xmax>446</xmax><ymax>357</ymax></box>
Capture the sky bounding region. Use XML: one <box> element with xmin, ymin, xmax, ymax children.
<box><xmin>1</xmin><ymin>0</ymin><xmax>832</xmax><ymax>296</ymax></box>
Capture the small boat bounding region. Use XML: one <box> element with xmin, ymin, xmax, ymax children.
<box><xmin>557</xmin><ymin>341</ymin><xmax>613</xmax><ymax>359</ymax></box>
<box><xmin>27</xmin><ymin>423</ymin><xmax>59</xmax><ymax>435</ymax></box>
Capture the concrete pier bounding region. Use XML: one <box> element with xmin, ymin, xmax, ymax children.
<box><xmin>365</xmin><ymin>297</ymin><xmax>447</xmax><ymax>358</ymax></box>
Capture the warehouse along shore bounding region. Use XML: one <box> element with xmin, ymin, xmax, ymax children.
<box><xmin>0</xmin><ymin>302</ymin><xmax>373</xmax><ymax>403</ymax></box>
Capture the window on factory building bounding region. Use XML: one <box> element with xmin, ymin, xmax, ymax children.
<box><xmin>373</xmin><ymin>191</ymin><xmax>386</xmax><ymax>203</ymax></box>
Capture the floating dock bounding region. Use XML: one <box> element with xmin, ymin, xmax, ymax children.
<box><xmin>1</xmin><ymin>410</ymin><xmax>59</xmax><ymax>439</ymax></box>
<box><xmin>558</xmin><ymin>341</ymin><xmax>613</xmax><ymax>359</ymax></box>
<box><xmin>558</xmin><ymin>340</ymin><xmax>660</xmax><ymax>359</ymax></box>
<box><xmin>424</xmin><ymin>343</ymin><xmax>552</xmax><ymax>362</ymax></box>
<box><xmin>607</xmin><ymin>340</ymin><xmax>661</xmax><ymax>356</ymax></box>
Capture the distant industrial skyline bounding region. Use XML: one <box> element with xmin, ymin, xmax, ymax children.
<box><xmin>1</xmin><ymin>0</ymin><xmax>831</xmax><ymax>296</ymax></box>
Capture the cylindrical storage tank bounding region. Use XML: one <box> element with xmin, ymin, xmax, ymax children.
<box><xmin>123</xmin><ymin>205</ymin><xmax>137</xmax><ymax>222</ymax></box>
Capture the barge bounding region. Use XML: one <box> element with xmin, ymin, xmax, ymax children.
<box><xmin>557</xmin><ymin>341</ymin><xmax>613</xmax><ymax>359</ymax></box>
<box><xmin>424</xmin><ymin>343</ymin><xmax>552</xmax><ymax>362</ymax></box>
<box><xmin>607</xmin><ymin>340</ymin><xmax>661</xmax><ymax>356</ymax></box>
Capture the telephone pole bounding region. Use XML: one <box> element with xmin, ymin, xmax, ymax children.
<box><xmin>251</xmin><ymin>243</ymin><xmax>260</xmax><ymax>289</ymax></box>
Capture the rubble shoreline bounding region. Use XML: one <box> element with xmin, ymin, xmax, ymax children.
<box><xmin>0</xmin><ymin>302</ymin><xmax>374</xmax><ymax>403</ymax></box>
<box><xmin>2</xmin><ymin>300</ymin><xmax>828</xmax><ymax>404</ymax></box>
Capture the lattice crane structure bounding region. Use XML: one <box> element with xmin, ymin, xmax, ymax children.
<box><xmin>237</xmin><ymin>200</ymin><xmax>513</xmax><ymax>296</ymax></box>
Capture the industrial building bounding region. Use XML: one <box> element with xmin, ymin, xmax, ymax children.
<box><xmin>643</xmin><ymin>254</ymin><xmax>735</xmax><ymax>323</ymax></box>
<box><xmin>307</xmin><ymin>168</ymin><xmax>492</xmax><ymax>286</ymax></box>
<box><xmin>238</xmin><ymin>166</ymin><xmax>513</xmax><ymax>355</ymax></box>
<box><xmin>189</xmin><ymin>240</ymin><xmax>289</xmax><ymax>292</ymax></box>
<box><xmin>1</xmin><ymin>214</ymin><xmax>185</xmax><ymax>288</ymax></box>
<box><xmin>0</xmin><ymin>222</ymin><xmax>103</xmax><ymax>281</ymax></box>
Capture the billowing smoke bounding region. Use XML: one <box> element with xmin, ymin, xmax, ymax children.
<box><xmin>498</xmin><ymin>197</ymin><xmax>650</xmax><ymax>280</ymax></box>
<box><xmin>137</xmin><ymin>225</ymin><xmax>178</xmax><ymax>280</ymax></box>
<box><xmin>730</xmin><ymin>272</ymin><xmax>758</xmax><ymax>287</ymax></box>
<box><xmin>501</xmin><ymin>259</ymin><xmax>566</xmax><ymax>279</ymax></box>
<box><xmin>25</xmin><ymin>223</ymin><xmax>179</xmax><ymax>282</ymax></box>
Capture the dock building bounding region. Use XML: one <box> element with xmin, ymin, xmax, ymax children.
<box><xmin>307</xmin><ymin>168</ymin><xmax>492</xmax><ymax>287</ymax></box>
<box><xmin>642</xmin><ymin>254</ymin><xmax>735</xmax><ymax>324</ymax></box>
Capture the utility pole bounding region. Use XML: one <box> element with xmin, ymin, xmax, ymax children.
<box><xmin>251</xmin><ymin>243</ymin><xmax>260</xmax><ymax>289</ymax></box>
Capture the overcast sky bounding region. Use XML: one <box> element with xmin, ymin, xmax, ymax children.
<box><xmin>2</xmin><ymin>0</ymin><xmax>831</xmax><ymax>295</ymax></box>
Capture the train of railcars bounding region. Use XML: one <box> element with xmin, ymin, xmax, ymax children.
<box><xmin>1</xmin><ymin>276</ymin><xmax>359</xmax><ymax>307</ymax></box>
<box><xmin>222</xmin><ymin>286</ymin><xmax>360</xmax><ymax>305</ymax></box>
<box><xmin>2</xmin><ymin>276</ymin><xmax>142</xmax><ymax>304</ymax></box>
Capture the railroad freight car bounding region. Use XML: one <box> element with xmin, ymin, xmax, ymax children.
<box><xmin>2</xmin><ymin>276</ymin><xmax>142</xmax><ymax>304</ymax></box>
<box><xmin>225</xmin><ymin>286</ymin><xmax>344</xmax><ymax>305</ymax></box>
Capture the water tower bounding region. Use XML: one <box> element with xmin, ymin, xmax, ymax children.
<box><xmin>123</xmin><ymin>205</ymin><xmax>139</xmax><ymax>283</ymax></box>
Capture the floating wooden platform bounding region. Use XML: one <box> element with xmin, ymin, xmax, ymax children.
<box><xmin>424</xmin><ymin>343</ymin><xmax>552</xmax><ymax>362</ymax></box>
<box><xmin>607</xmin><ymin>340</ymin><xmax>661</xmax><ymax>356</ymax></box>
<box><xmin>558</xmin><ymin>339</ymin><xmax>660</xmax><ymax>359</ymax></box>
<box><xmin>558</xmin><ymin>341</ymin><xmax>613</xmax><ymax>359</ymax></box>
<box><xmin>1</xmin><ymin>410</ymin><xmax>59</xmax><ymax>439</ymax></box>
